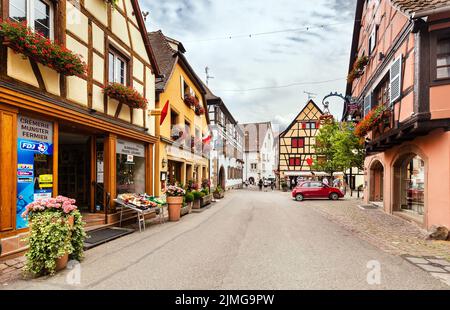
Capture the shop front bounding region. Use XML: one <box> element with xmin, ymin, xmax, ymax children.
<box><xmin>0</xmin><ymin>102</ymin><xmax>156</xmax><ymax>258</ymax></box>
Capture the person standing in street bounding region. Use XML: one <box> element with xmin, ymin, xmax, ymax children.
<box><xmin>271</xmin><ymin>181</ymin><xmax>275</xmax><ymax>191</ymax></box>
<box><xmin>322</xmin><ymin>177</ymin><xmax>329</xmax><ymax>186</ymax></box>
<box><xmin>258</xmin><ymin>179</ymin><xmax>263</xmax><ymax>191</ymax></box>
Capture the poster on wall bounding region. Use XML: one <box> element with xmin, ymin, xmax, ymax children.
<box><xmin>16</xmin><ymin>116</ymin><xmax>53</xmax><ymax>229</ymax></box>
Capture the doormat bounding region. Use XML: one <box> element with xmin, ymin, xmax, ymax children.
<box><xmin>84</xmin><ymin>227</ymin><xmax>134</xmax><ymax>250</ymax></box>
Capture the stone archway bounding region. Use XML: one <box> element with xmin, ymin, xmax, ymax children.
<box><xmin>218</xmin><ymin>166</ymin><xmax>226</xmax><ymax>189</ymax></box>
<box><xmin>369</xmin><ymin>160</ymin><xmax>384</xmax><ymax>203</ymax></box>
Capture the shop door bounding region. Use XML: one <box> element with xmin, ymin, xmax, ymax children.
<box><xmin>58</xmin><ymin>133</ymin><xmax>91</xmax><ymax>212</ymax></box>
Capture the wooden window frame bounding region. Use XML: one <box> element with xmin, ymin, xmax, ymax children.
<box><xmin>106</xmin><ymin>42</ymin><xmax>131</xmax><ymax>86</ymax></box>
<box><xmin>430</xmin><ymin>29</ymin><xmax>450</xmax><ymax>86</ymax></box>
<box><xmin>8</xmin><ymin>0</ymin><xmax>55</xmax><ymax>39</ymax></box>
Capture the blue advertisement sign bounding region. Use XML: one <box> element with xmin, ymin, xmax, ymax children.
<box><xmin>16</xmin><ymin>116</ymin><xmax>53</xmax><ymax>229</ymax></box>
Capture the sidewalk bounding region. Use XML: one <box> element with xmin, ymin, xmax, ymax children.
<box><xmin>303</xmin><ymin>197</ymin><xmax>450</xmax><ymax>261</ymax></box>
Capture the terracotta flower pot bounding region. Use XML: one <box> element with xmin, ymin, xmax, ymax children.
<box><xmin>167</xmin><ymin>196</ymin><xmax>183</xmax><ymax>222</ymax></box>
<box><xmin>55</xmin><ymin>253</ymin><xmax>69</xmax><ymax>271</ymax></box>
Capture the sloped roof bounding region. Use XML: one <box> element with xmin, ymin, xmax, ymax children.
<box><xmin>130</xmin><ymin>0</ymin><xmax>160</xmax><ymax>76</ymax></box>
<box><xmin>280</xmin><ymin>100</ymin><xmax>324</xmax><ymax>137</ymax></box>
<box><xmin>147</xmin><ymin>30</ymin><xmax>206</xmax><ymax>95</ymax></box>
<box><xmin>391</xmin><ymin>0</ymin><xmax>450</xmax><ymax>16</ymax></box>
<box><xmin>148</xmin><ymin>31</ymin><xmax>177</xmax><ymax>92</ymax></box>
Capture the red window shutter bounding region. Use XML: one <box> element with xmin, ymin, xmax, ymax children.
<box><xmin>292</xmin><ymin>138</ymin><xmax>298</xmax><ymax>148</ymax></box>
<box><xmin>316</xmin><ymin>121</ymin><xmax>320</xmax><ymax>128</ymax></box>
<box><xmin>289</xmin><ymin>158</ymin><xmax>295</xmax><ymax>166</ymax></box>
<box><xmin>295</xmin><ymin>158</ymin><xmax>301</xmax><ymax>166</ymax></box>
<box><xmin>302</xmin><ymin>123</ymin><xmax>306</xmax><ymax>129</ymax></box>
<box><xmin>298</xmin><ymin>138</ymin><xmax>304</xmax><ymax>147</ymax></box>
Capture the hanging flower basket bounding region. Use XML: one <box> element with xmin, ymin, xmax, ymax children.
<box><xmin>0</xmin><ymin>21</ymin><xmax>87</xmax><ymax>76</ymax></box>
<box><xmin>347</xmin><ymin>55</ymin><xmax>369</xmax><ymax>84</ymax></box>
<box><xmin>104</xmin><ymin>83</ymin><xmax>148</xmax><ymax>109</ymax></box>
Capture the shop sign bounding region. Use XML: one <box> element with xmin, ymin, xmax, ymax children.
<box><xmin>18</xmin><ymin>116</ymin><xmax>53</xmax><ymax>143</ymax></box>
<box><xmin>16</xmin><ymin>115</ymin><xmax>54</xmax><ymax>230</ymax></box>
<box><xmin>117</xmin><ymin>139</ymin><xmax>145</xmax><ymax>157</ymax></box>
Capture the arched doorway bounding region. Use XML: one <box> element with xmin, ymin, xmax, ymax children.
<box><xmin>393</xmin><ymin>153</ymin><xmax>425</xmax><ymax>222</ymax></box>
<box><xmin>218</xmin><ymin>166</ymin><xmax>226</xmax><ymax>189</ymax></box>
<box><xmin>369</xmin><ymin>160</ymin><xmax>384</xmax><ymax>203</ymax></box>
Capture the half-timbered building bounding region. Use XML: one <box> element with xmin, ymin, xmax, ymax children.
<box><xmin>278</xmin><ymin>100</ymin><xmax>325</xmax><ymax>188</ymax></box>
<box><xmin>0</xmin><ymin>0</ymin><xmax>159</xmax><ymax>258</ymax></box>
<box><xmin>343</xmin><ymin>0</ymin><xmax>450</xmax><ymax>229</ymax></box>
<box><xmin>148</xmin><ymin>30</ymin><xmax>210</xmax><ymax>196</ymax></box>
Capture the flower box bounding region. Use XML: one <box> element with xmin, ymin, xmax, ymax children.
<box><xmin>347</xmin><ymin>55</ymin><xmax>369</xmax><ymax>84</ymax></box>
<box><xmin>354</xmin><ymin>105</ymin><xmax>391</xmax><ymax>138</ymax></box>
<box><xmin>200</xmin><ymin>194</ymin><xmax>213</xmax><ymax>207</ymax></box>
<box><xmin>104</xmin><ymin>83</ymin><xmax>147</xmax><ymax>109</ymax></box>
<box><xmin>0</xmin><ymin>21</ymin><xmax>86</xmax><ymax>76</ymax></box>
<box><xmin>184</xmin><ymin>95</ymin><xmax>198</xmax><ymax>108</ymax></box>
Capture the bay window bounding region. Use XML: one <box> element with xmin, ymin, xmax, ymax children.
<box><xmin>9</xmin><ymin>0</ymin><xmax>53</xmax><ymax>39</ymax></box>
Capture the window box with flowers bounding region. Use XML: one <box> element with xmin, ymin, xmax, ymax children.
<box><xmin>184</xmin><ymin>94</ymin><xmax>198</xmax><ymax>108</ymax></box>
<box><xmin>0</xmin><ymin>21</ymin><xmax>87</xmax><ymax>77</ymax></box>
<box><xmin>347</xmin><ymin>55</ymin><xmax>369</xmax><ymax>84</ymax></box>
<box><xmin>354</xmin><ymin>104</ymin><xmax>391</xmax><ymax>139</ymax></box>
<box><xmin>194</xmin><ymin>102</ymin><xmax>205</xmax><ymax>116</ymax></box>
<box><xmin>21</xmin><ymin>196</ymin><xmax>86</xmax><ymax>276</ymax></box>
<box><xmin>104</xmin><ymin>83</ymin><xmax>147</xmax><ymax>110</ymax></box>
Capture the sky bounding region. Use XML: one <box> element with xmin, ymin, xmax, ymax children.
<box><xmin>141</xmin><ymin>0</ymin><xmax>356</xmax><ymax>131</ymax></box>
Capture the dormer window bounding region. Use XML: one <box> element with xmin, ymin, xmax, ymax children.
<box><xmin>9</xmin><ymin>0</ymin><xmax>53</xmax><ymax>39</ymax></box>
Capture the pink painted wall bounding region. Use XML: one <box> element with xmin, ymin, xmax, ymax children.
<box><xmin>430</xmin><ymin>84</ymin><xmax>450</xmax><ymax>119</ymax></box>
<box><xmin>364</xmin><ymin>130</ymin><xmax>450</xmax><ymax>229</ymax></box>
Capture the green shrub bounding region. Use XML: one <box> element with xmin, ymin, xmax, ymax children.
<box><xmin>185</xmin><ymin>192</ymin><xmax>195</xmax><ymax>203</ymax></box>
<box><xmin>201</xmin><ymin>188</ymin><xmax>209</xmax><ymax>195</ymax></box>
<box><xmin>193</xmin><ymin>191</ymin><xmax>203</xmax><ymax>200</ymax></box>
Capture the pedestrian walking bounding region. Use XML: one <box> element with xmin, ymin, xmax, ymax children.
<box><xmin>258</xmin><ymin>179</ymin><xmax>263</xmax><ymax>191</ymax></box>
<box><xmin>270</xmin><ymin>181</ymin><xmax>275</xmax><ymax>191</ymax></box>
<box><xmin>322</xmin><ymin>177</ymin><xmax>329</xmax><ymax>186</ymax></box>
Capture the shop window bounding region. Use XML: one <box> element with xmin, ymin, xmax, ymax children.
<box><xmin>10</xmin><ymin>0</ymin><xmax>53</xmax><ymax>39</ymax></box>
<box><xmin>109</xmin><ymin>49</ymin><xmax>128</xmax><ymax>85</ymax></box>
<box><xmin>401</xmin><ymin>155</ymin><xmax>425</xmax><ymax>215</ymax></box>
<box><xmin>116</xmin><ymin>139</ymin><xmax>146</xmax><ymax>194</ymax></box>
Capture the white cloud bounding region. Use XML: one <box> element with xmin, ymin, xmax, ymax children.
<box><xmin>141</xmin><ymin>0</ymin><xmax>356</xmax><ymax>123</ymax></box>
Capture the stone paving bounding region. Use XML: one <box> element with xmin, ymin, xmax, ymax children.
<box><xmin>0</xmin><ymin>256</ymin><xmax>26</xmax><ymax>285</ymax></box>
<box><xmin>300</xmin><ymin>196</ymin><xmax>450</xmax><ymax>260</ymax></box>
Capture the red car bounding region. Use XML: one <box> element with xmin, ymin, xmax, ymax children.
<box><xmin>291</xmin><ymin>181</ymin><xmax>344</xmax><ymax>201</ymax></box>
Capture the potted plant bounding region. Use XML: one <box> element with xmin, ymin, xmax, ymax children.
<box><xmin>184</xmin><ymin>192</ymin><xmax>194</xmax><ymax>214</ymax></box>
<box><xmin>165</xmin><ymin>185</ymin><xmax>186</xmax><ymax>221</ymax></box>
<box><xmin>194</xmin><ymin>102</ymin><xmax>205</xmax><ymax>116</ymax></box>
<box><xmin>21</xmin><ymin>196</ymin><xmax>86</xmax><ymax>276</ymax></box>
<box><xmin>354</xmin><ymin>104</ymin><xmax>390</xmax><ymax>138</ymax></box>
<box><xmin>213</xmin><ymin>186</ymin><xmax>225</xmax><ymax>199</ymax></box>
<box><xmin>200</xmin><ymin>187</ymin><xmax>213</xmax><ymax>207</ymax></box>
<box><xmin>192</xmin><ymin>190</ymin><xmax>203</xmax><ymax>209</ymax></box>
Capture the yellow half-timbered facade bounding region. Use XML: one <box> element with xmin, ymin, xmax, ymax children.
<box><xmin>278</xmin><ymin>100</ymin><xmax>324</xmax><ymax>188</ymax></box>
<box><xmin>0</xmin><ymin>0</ymin><xmax>159</xmax><ymax>258</ymax></box>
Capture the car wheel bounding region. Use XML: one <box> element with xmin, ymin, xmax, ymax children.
<box><xmin>329</xmin><ymin>193</ymin><xmax>339</xmax><ymax>200</ymax></box>
<box><xmin>295</xmin><ymin>194</ymin><xmax>304</xmax><ymax>201</ymax></box>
